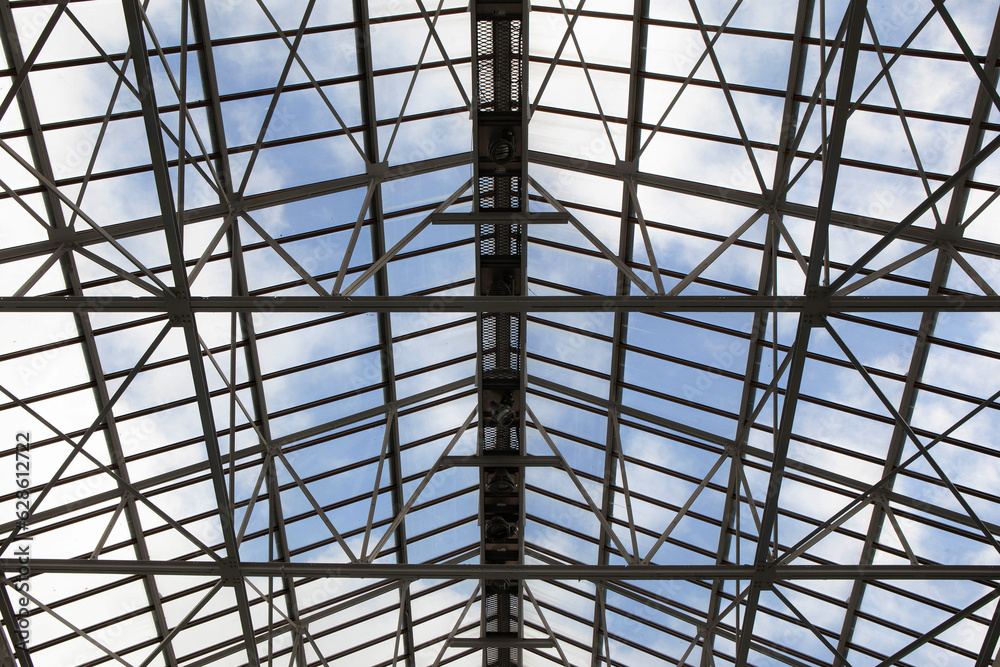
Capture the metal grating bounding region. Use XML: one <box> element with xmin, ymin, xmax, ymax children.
<box><xmin>478</xmin><ymin>175</ymin><xmax>521</xmax><ymax>212</ymax></box>
<box><xmin>483</xmin><ymin>425</ymin><xmax>519</xmax><ymax>454</ymax></box>
<box><xmin>476</xmin><ymin>18</ymin><xmax>522</xmax><ymax>113</ymax></box>
<box><xmin>482</xmin><ymin>312</ymin><xmax>521</xmax><ymax>378</ymax></box>
<box><xmin>480</xmin><ymin>224</ymin><xmax>523</xmax><ymax>257</ymax></box>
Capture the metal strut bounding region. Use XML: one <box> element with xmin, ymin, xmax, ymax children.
<box><xmin>473</xmin><ymin>3</ymin><xmax>529</xmax><ymax>665</ymax></box>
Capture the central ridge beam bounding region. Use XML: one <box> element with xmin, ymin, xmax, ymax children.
<box><xmin>471</xmin><ymin>3</ymin><xmax>530</xmax><ymax>665</ymax></box>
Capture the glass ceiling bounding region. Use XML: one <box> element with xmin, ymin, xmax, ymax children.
<box><xmin>2</xmin><ymin>0</ymin><xmax>1000</xmax><ymax>665</ymax></box>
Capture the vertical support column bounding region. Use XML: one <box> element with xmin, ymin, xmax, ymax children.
<box><xmin>473</xmin><ymin>3</ymin><xmax>528</xmax><ymax>666</ymax></box>
<box><xmin>119</xmin><ymin>1</ymin><xmax>260</xmax><ymax>663</ymax></box>
<box><xmin>592</xmin><ymin>1</ymin><xmax>647</xmax><ymax>664</ymax></box>
<box><xmin>0</xmin><ymin>1</ymin><xmax>176</xmax><ymax>664</ymax></box>
<box><xmin>353</xmin><ymin>1</ymin><xmax>418</xmax><ymax>664</ymax></box>
<box><xmin>734</xmin><ymin>1</ymin><xmax>867</xmax><ymax>663</ymax></box>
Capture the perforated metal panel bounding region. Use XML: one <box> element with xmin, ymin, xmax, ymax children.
<box><xmin>477</xmin><ymin>18</ymin><xmax>521</xmax><ymax>113</ymax></box>
<box><xmin>478</xmin><ymin>175</ymin><xmax>521</xmax><ymax>213</ymax></box>
<box><xmin>482</xmin><ymin>313</ymin><xmax>521</xmax><ymax>378</ymax></box>
<box><xmin>483</xmin><ymin>425</ymin><xmax>519</xmax><ymax>453</ymax></box>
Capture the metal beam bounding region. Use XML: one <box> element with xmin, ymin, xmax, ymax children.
<box><xmin>431</xmin><ymin>212</ymin><xmax>568</xmax><ymax>224</ymax></box>
<box><xmin>735</xmin><ymin>1</ymin><xmax>868</xmax><ymax>662</ymax></box>
<box><xmin>704</xmin><ymin>0</ymin><xmax>814</xmax><ymax>662</ymax></box>
<box><xmin>3</xmin><ymin>560</ymin><xmax>999</xmax><ymax>581</ymax></box>
<box><xmin>977</xmin><ymin>601</ymin><xmax>1000</xmax><ymax>667</ymax></box>
<box><xmin>0</xmin><ymin>1</ymin><xmax>178</xmax><ymax>664</ymax></box>
<box><xmin>591</xmin><ymin>0</ymin><xmax>648</xmax><ymax>662</ymax></box>
<box><xmin>184</xmin><ymin>2</ymin><xmax>311</xmax><ymax>663</ymax></box>
<box><xmin>528</xmin><ymin>149</ymin><xmax>1000</xmax><ymax>260</ymax></box>
<box><xmin>440</xmin><ymin>456</ymin><xmax>559</xmax><ymax>468</ymax></box>
<box><xmin>353</xmin><ymin>1</ymin><xmax>418</xmax><ymax>662</ymax></box>
<box><xmin>833</xmin><ymin>5</ymin><xmax>1000</xmax><ymax>662</ymax></box>
<box><xmin>119</xmin><ymin>0</ymin><xmax>259</xmax><ymax>662</ymax></box>
<box><xmin>6</xmin><ymin>294</ymin><xmax>1000</xmax><ymax>312</ymax></box>
<box><xmin>450</xmin><ymin>638</ymin><xmax>553</xmax><ymax>649</ymax></box>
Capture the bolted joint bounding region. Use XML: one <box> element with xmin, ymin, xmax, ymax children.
<box><xmin>219</xmin><ymin>558</ymin><xmax>241</xmax><ymax>587</ymax></box>
<box><xmin>752</xmin><ymin>561</ymin><xmax>776</xmax><ymax>590</ymax></box>
<box><xmin>227</xmin><ymin>200</ymin><xmax>246</xmax><ymax>218</ymax></box>
<box><xmin>934</xmin><ymin>224</ymin><xmax>963</xmax><ymax>243</ymax></box>
<box><xmin>614</xmin><ymin>159</ymin><xmax>638</xmax><ymax>178</ymax></box>
<box><xmin>165</xmin><ymin>294</ymin><xmax>194</xmax><ymax>328</ymax></box>
<box><xmin>802</xmin><ymin>285</ymin><xmax>830</xmax><ymax>328</ymax></box>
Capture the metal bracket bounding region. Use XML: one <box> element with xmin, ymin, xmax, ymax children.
<box><xmin>752</xmin><ymin>561</ymin><xmax>776</xmax><ymax>590</ymax></box>
<box><xmin>227</xmin><ymin>200</ymin><xmax>246</xmax><ymax>218</ymax></box>
<box><xmin>934</xmin><ymin>224</ymin><xmax>963</xmax><ymax>243</ymax></box>
<box><xmin>47</xmin><ymin>225</ymin><xmax>76</xmax><ymax>245</ymax></box>
<box><xmin>367</xmin><ymin>160</ymin><xmax>389</xmax><ymax>180</ymax></box>
<box><xmin>165</xmin><ymin>294</ymin><xmax>193</xmax><ymax>328</ymax></box>
<box><xmin>219</xmin><ymin>557</ymin><xmax>241</xmax><ymax>586</ymax></box>
<box><xmin>614</xmin><ymin>159</ymin><xmax>638</xmax><ymax>178</ymax></box>
<box><xmin>868</xmin><ymin>487</ymin><xmax>888</xmax><ymax>506</ymax></box>
<box><xmin>802</xmin><ymin>285</ymin><xmax>830</xmax><ymax>328</ymax></box>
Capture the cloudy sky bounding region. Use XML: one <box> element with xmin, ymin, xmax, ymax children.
<box><xmin>2</xmin><ymin>0</ymin><xmax>1000</xmax><ymax>665</ymax></box>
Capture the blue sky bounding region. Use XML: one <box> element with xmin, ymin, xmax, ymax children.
<box><xmin>1</xmin><ymin>0</ymin><xmax>1000</xmax><ymax>665</ymax></box>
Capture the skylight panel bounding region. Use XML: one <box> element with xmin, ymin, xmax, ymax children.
<box><xmin>4</xmin><ymin>0</ymin><xmax>1000</xmax><ymax>664</ymax></box>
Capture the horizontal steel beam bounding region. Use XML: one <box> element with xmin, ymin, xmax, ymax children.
<box><xmin>4</xmin><ymin>560</ymin><xmax>1000</xmax><ymax>581</ymax></box>
<box><xmin>450</xmin><ymin>638</ymin><xmax>553</xmax><ymax>648</ymax></box>
<box><xmin>431</xmin><ymin>212</ymin><xmax>568</xmax><ymax>224</ymax></box>
<box><xmin>529</xmin><ymin>150</ymin><xmax>1000</xmax><ymax>259</ymax></box>
<box><xmin>3</xmin><ymin>295</ymin><xmax>998</xmax><ymax>313</ymax></box>
<box><xmin>440</xmin><ymin>456</ymin><xmax>560</xmax><ymax>467</ymax></box>
<box><xmin>0</xmin><ymin>153</ymin><xmax>474</xmax><ymax>265</ymax></box>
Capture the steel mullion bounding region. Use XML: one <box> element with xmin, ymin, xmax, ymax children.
<box><xmin>1</xmin><ymin>400</ymin><xmax>480</xmax><ymax>552</ymax></box>
<box><xmin>2</xmin><ymin>5</ymin><xmax>983</xmax><ymax>79</ymax></box>
<box><xmin>833</xmin><ymin>5</ymin><xmax>1000</xmax><ymax>662</ymax></box>
<box><xmin>589</xmin><ymin>0</ymin><xmax>647</xmax><ymax>663</ymax></box>
<box><xmin>119</xmin><ymin>0</ymin><xmax>262</xmax><ymax>662</ymax></box>
<box><xmin>14</xmin><ymin>309</ymin><xmax>1000</xmax><ymax>411</ymax></box>
<box><xmin>174</xmin><ymin>576</ymin><xmax>466</xmax><ymax>667</ymax></box>
<box><xmin>976</xmin><ymin>601</ymin><xmax>1000</xmax><ymax>667</ymax></box>
<box><xmin>684</xmin><ymin>0</ymin><xmax>767</xmax><ymax>192</ymax></box>
<box><xmin>231</xmin><ymin>207</ymin><xmax>307</xmax><ymax>666</ymax></box>
<box><xmin>19</xmin><ymin>373</ymin><xmax>1000</xmax><ymax>552</ymax></box>
<box><xmin>0</xmin><ymin>149</ymin><xmax>913</xmax><ymax>270</ymax></box>
<box><xmin>0</xmin><ymin>153</ymin><xmax>472</xmax><ymax>266</ymax></box>
<box><xmin>15</xmin><ymin>294</ymin><xmax>1000</xmax><ymax>312</ymax></box>
<box><xmin>12</xmin><ymin>558</ymin><xmax>1000</xmax><ymax>580</ymax></box>
<box><xmin>527</xmin><ymin>190</ymin><xmax>999</xmax><ymax>278</ymax></box>
<box><xmin>0</xmin><ymin>581</ymin><xmax>28</xmax><ymax>667</ymax></box>
<box><xmin>0</xmin><ymin>2</ymin><xmax>180</xmax><ymax>664</ymax></box>
<box><xmin>542</xmin><ymin>550</ymin><xmax>996</xmax><ymax>665</ymax></box>
<box><xmin>0</xmin><ymin>579</ymin><xmax>130</xmax><ymax>667</ymax></box>
<box><xmin>528</xmin><ymin>150</ymin><xmax>1000</xmax><ymax>259</ymax></box>
<box><xmin>703</xmin><ymin>0</ymin><xmax>815</xmax><ymax>660</ymax></box>
<box><xmin>353</xmin><ymin>1</ymin><xmax>417</xmax><ymax>663</ymax></box>
<box><xmin>700</xmin><ymin>160</ymin><xmax>774</xmax><ymax>666</ymax></box>
<box><xmin>538</xmin><ymin>550</ymin><xmax>861</xmax><ymax>667</ymax></box>
<box><xmin>379</xmin><ymin>0</ymin><xmax>449</xmax><ymax>162</ymax></box>
<box><xmin>528</xmin><ymin>52</ymin><xmax>999</xmax><ymax>133</ymax></box>
<box><xmin>59</xmin><ymin>319</ymin><xmax>180</xmax><ymax>667</ymax></box>
<box><xmin>871</xmin><ymin>586</ymin><xmax>1000</xmax><ymax>666</ymax></box>
<box><xmin>735</xmin><ymin>1</ymin><xmax>868</xmax><ymax>661</ymax></box>
<box><xmin>188</xmin><ymin>0</ymin><xmax>309</xmax><ymax>658</ymax></box>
